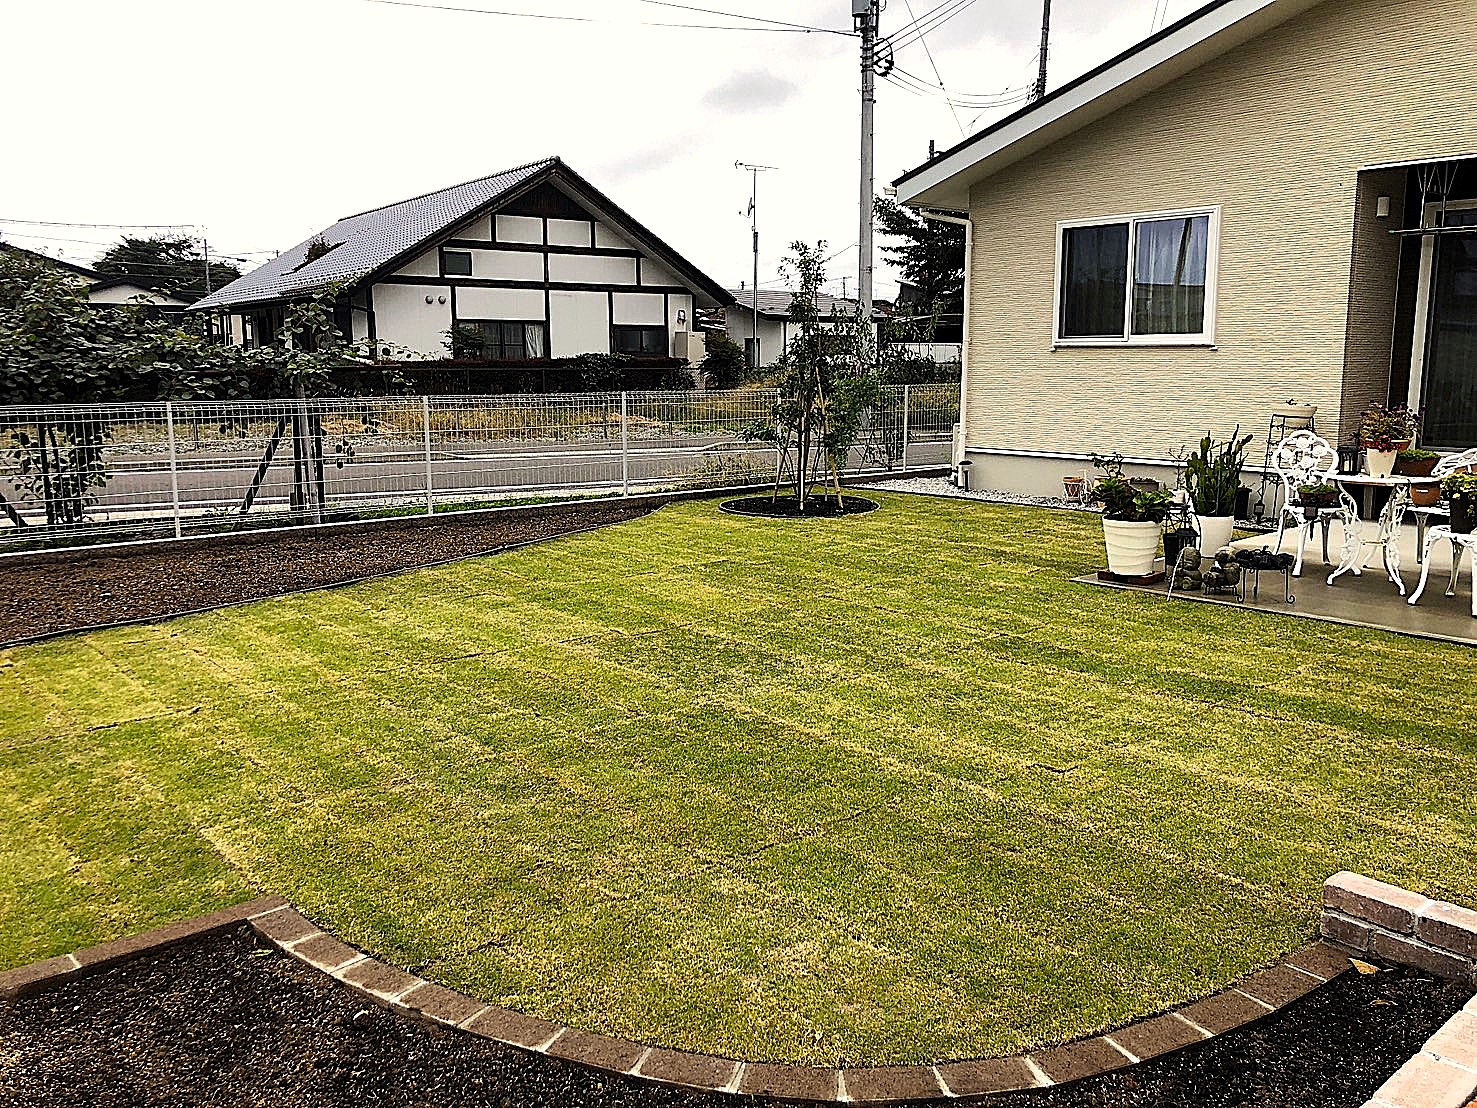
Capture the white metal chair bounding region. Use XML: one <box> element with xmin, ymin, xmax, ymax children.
<box><xmin>1271</xmin><ymin>431</ymin><xmax>1355</xmax><ymax>577</ymax></box>
<box><xmin>1407</xmin><ymin>447</ymin><xmax>1477</xmax><ymax>561</ymax></box>
<box><xmin>1408</xmin><ymin>525</ymin><xmax>1477</xmax><ymax>618</ymax></box>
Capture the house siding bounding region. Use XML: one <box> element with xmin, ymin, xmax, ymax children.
<box><xmin>962</xmin><ymin>0</ymin><xmax>1477</xmax><ymax>481</ymax></box>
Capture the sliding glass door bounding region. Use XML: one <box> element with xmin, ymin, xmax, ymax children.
<box><xmin>1414</xmin><ymin>205</ymin><xmax>1477</xmax><ymax>447</ymax></box>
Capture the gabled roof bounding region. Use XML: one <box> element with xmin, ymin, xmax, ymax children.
<box><xmin>195</xmin><ymin>157</ymin><xmax>732</xmax><ymax>311</ymax></box>
<box><xmin>726</xmin><ymin>288</ymin><xmax>882</xmax><ymax>321</ymax></box>
<box><xmin>0</xmin><ymin>242</ymin><xmax>102</xmax><ymax>281</ymax></box>
<box><xmin>894</xmin><ymin>0</ymin><xmax>1324</xmax><ymax>210</ymax></box>
<box><xmin>88</xmin><ymin>275</ymin><xmax>193</xmax><ymax>304</ymax></box>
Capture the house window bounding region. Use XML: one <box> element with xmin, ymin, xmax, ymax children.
<box><xmin>443</xmin><ymin>250</ymin><xmax>472</xmax><ymax>277</ymax></box>
<box><xmin>1056</xmin><ymin>209</ymin><xmax>1217</xmax><ymax>344</ymax></box>
<box><xmin>612</xmin><ymin>325</ymin><xmax>668</xmax><ymax>356</ymax></box>
<box><xmin>459</xmin><ymin>320</ymin><xmax>546</xmax><ymax>361</ymax></box>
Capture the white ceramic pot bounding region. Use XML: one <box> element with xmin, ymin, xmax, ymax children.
<box><xmin>1197</xmin><ymin>515</ymin><xmax>1237</xmax><ymax>557</ymax></box>
<box><xmin>1274</xmin><ymin>402</ymin><xmax>1319</xmax><ymax>429</ymax></box>
<box><xmin>1102</xmin><ymin>519</ymin><xmax>1162</xmax><ymax>576</ymax></box>
<box><xmin>1366</xmin><ymin>449</ymin><xmax>1397</xmax><ymax>478</ymax></box>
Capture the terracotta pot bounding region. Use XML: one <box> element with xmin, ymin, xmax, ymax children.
<box><xmin>1394</xmin><ymin>455</ymin><xmax>1439</xmax><ymax>478</ymax></box>
<box><xmin>1411</xmin><ymin>482</ymin><xmax>1442</xmax><ymax>508</ymax></box>
<box><xmin>1063</xmin><ymin>476</ymin><xmax>1085</xmax><ymax>499</ymax></box>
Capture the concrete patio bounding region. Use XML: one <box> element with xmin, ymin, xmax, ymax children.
<box><xmin>1082</xmin><ymin>520</ymin><xmax>1477</xmax><ymax>646</ymax></box>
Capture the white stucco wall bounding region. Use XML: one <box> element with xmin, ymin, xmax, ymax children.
<box><xmin>455</xmin><ymin>286</ymin><xmax>546</xmax><ymax>321</ymax></box>
<box><xmin>549</xmin><ymin>290</ymin><xmax>610</xmax><ymax>357</ymax></box>
<box><xmin>471</xmin><ymin>249</ymin><xmax>544</xmax><ymax>282</ymax></box>
<box><xmin>549</xmin><ymin>253</ymin><xmax>636</xmax><ymax>285</ymax></box>
<box><xmin>393</xmin><ymin>249</ymin><xmax>441</xmax><ymax>278</ymax></box>
<box><xmin>374</xmin><ymin>282</ymin><xmax>451</xmax><ymax>358</ymax></box>
<box><xmin>594</xmin><ymin>222</ymin><xmax>633</xmax><ymax>250</ymax></box>
<box><xmin>640</xmin><ymin>259</ymin><xmax>680</xmax><ymax>287</ymax></box>
<box><xmin>87</xmin><ymin>284</ymin><xmax>189</xmax><ymax>306</ymax></box>
<box><xmin>612</xmin><ymin>292</ymin><xmax>666</xmax><ymax>326</ymax></box>
<box><xmin>495</xmin><ymin>215</ymin><xmax>543</xmax><ymax>245</ymax></box>
<box><xmin>667</xmin><ymin>293</ymin><xmax>693</xmax><ymax>334</ymax></box>
<box><xmin>547</xmin><ymin>218</ymin><xmax>593</xmax><ymax>248</ymax></box>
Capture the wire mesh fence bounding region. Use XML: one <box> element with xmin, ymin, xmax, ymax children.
<box><xmin>0</xmin><ymin>384</ymin><xmax>957</xmax><ymax>553</ymax></box>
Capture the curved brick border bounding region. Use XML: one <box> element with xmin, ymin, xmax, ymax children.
<box><xmin>0</xmin><ymin>895</ymin><xmax>1358</xmax><ymax>1104</ymax></box>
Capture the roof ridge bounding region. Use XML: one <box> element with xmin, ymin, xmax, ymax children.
<box><xmin>337</xmin><ymin>156</ymin><xmax>560</xmax><ymax>221</ymax></box>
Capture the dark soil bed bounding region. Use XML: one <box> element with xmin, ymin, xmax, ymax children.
<box><xmin>0</xmin><ymin>501</ymin><xmax>653</xmax><ymax>646</ymax></box>
<box><xmin>719</xmin><ymin>495</ymin><xmax>880</xmax><ymax>518</ymax></box>
<box><xmin>1</xmin><ymin>928</ymin><xmax>1469</xmax><ymax>1108</ymax></box>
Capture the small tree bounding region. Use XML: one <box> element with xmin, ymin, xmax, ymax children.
<box><xmin>698</xmin><ymin>331</ymin><xmax>749</xmax><ymax>390</ymax></box>
<box><xmin>752</xmin><ymin>241</ymin><xmax>877</xmax><ymax>511</ymax></box>
<box><xmin>94</xmin><ymin>235</ymin><xmax>241</xmax><ymax>304</ymax></box>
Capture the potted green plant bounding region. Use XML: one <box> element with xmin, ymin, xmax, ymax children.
<box><xmin>1185</xmin><ymin>429</ymin><xmax>1252</xmax><ymax>554</ymax></box>
<box><xmin>1442</xmin><ymin>472</ymin><xmax>1477</xmax><ymax>534</ymax></box>
<box><xmin>1359</xmin><ymin>404</ymin><xmax>1421</xmax><ymax>478</ymax></box>
<box><xmin>1092</xmin><ymin>455</ymin><xmax>1174</xmax><ymax>575</ymax></box>
<box><xmin>1297</xmin><ymin>482</ymin><xmax>1341</xmax><ymax>519</ymax></box>
<box><xmin>1398</xmin><ymin>448</ymin><xmax>1444</xmax><ymax>506</ymax></box>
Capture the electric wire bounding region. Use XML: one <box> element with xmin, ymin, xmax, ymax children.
<box><xmin>899</xmin><ymin>0</ymin><xmax>966</xmax><ymax>138</ymax></box>
<box><xmin>353</xmin><ymin>0</ymin><xmax>847</xmax><ymax>33</ymax></box>
<box><xmin>630</xmin><ymin>0</ymin><xmax>852</xmax><ymax>35</ymax></box>
<box><xmin>885</xmin><ymin>0</ymin><xmax>979</xmax><ymax>53</ymax></box>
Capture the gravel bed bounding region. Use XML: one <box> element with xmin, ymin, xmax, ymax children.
<box><xmin>871</xmin><ymin>476</ymin><xmax>1099</xmax><ymax>512</ymax></box>
<box><xmin>1</xmin><ymin>928</ymin><xmax>1469</xmax><ymax>1107</ymax></box>
<box><xmin>0</xmin><ymin>501</ymin><xmax>653</xmax><ymax>646</ymax></box>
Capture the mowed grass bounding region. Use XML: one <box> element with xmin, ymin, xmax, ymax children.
<box><xmin>1</xmin><ymin>493</ymin><xmax>1474</xmax><ymax>1065</ymax></box>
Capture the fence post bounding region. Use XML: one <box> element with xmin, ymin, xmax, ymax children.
<box><xmin>421</xmin><ymin>395</ymin><xmax>435</xmax><ymax>515</ymax></box>
<box><xmin>620</xmin><ymin>391</ymin><xmax>630</xmax><ymax>496</ymax></box>
<box><xmin>164</xmin><ymin>402</ymin><xmax>183</xmax><ymax>539</ymax></box>
<box><xmin>900</xmin><ymin>384</ymin><xmax>912</xmax><ymax>471</ymax></box>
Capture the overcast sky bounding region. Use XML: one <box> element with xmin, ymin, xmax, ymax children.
<box><xmin>3</xmin><ymin>0</ymin><xmax>1202</xmax><ymax>299</ymax></box>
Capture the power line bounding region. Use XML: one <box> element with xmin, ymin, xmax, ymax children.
<box><xmin>352</xmin><ymin>0</ymin><xmax>841</xmax><ymax>33</ymax></box>
<box><xmin>886</xmin><ymin>0</ymin><xmax>979</xmax><ymax>53</ymax></box>
<box><xmin>0</xmin><ymin>217</ymin><xmax>194</xmax><ymax>230</ymax></box>
<box><xmin>899</xmin><ymin>0</ymin><xmax>966</xmax><ymax>139</ymax></box>
<box><xmin>631</xmin><ymin>0</ymin><xmax>851</xmax><ymax>35</ymax></box>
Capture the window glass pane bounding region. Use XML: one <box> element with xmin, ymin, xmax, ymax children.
<box><xmin>1132</xmin><ymin>215</ymin><xmax>1208</xmax><ymax>335</ymax></box>
<box><xmin>444</xmin><ymin>251</ymin><xmax>472</xmax><ymax>277</ymax></box>
<box><xmin>1060</xmin><ymin>223</ymin><xmax>1129</xmax><ymax>338</ymax></box>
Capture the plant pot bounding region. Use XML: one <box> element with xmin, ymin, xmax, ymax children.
<box><xmin>1394</xmin><ymin>456</ymin><xmax>1439</xmax><ymax>478</ymax></box>
<box><xmin>1275</xmin><ymin>402</ymin><xmax>1318</xmax><ymax>429</ymax></box>
<box><xmin>1102</xmin><ymin>518</ymin><xmax>1162</xmax><ymax>576</ymax></box>
<box><xmin>1196</xmin><ymin>515</ymin><xmax>1237</xmax><ymax>556</ymax></box>
<box><xmin>1366</xmin><ymin>449</ymin><xmax>1397</xmax><ymax>478</ymax></box>
<box><xmin>1453</xmin><ymin>499</ymin><xmax>1476</xmax><ymax>535</ymax></box>
<box><xmin>1411</xmin><ymin>482</ymin><xmax>1442</xmax><ymax>508</ymax></box>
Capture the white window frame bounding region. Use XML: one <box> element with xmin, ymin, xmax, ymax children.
<box><xmin>1053</xmin><ymin>205</ymin><xmax>1221</xmax><ymax>348</ymax></box>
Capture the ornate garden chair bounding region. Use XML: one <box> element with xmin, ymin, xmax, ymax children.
<box><xmin>1407</xmin><ymin>447</ymin><xmax>1477</xmax><ymax>559</ymax></box>
<box><xmin>1271</xmin><ymin>431</ymin><xmax>1355</xmax><ymax>577</ymax></box>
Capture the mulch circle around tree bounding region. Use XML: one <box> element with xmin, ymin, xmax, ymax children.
<box><xmin>0</xmin><ymin>501</ymin><xmax>654</xmax><ymax>647</ymax></box>
<box><xmin>719</xmin><ymin>495</ymin><xmax>880</xmax><ymax>518</ymax></box>
<box><xmin>1</xmin><ymin>925</ymin><xmax>1470</xmax><ymax>1108</ymax></box>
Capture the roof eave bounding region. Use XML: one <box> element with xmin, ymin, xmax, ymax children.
<box><xmin>894</xmin><ymin>0</ymin><xmax>1323</xmax><ymax>210</ymax></box>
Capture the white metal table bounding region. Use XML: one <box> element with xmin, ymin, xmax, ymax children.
<box><xmin>1408</xmin><ymin>525</ymin><xmax>1477</xmax><ymax>617</ymax></box>
<box><xmin>1327</xmin><ymin>474</ymin><xmax>1413</xmax><ymax>595</ymax></box>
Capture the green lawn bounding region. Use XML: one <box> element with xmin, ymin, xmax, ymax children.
<box><xmin>2</xmin><ymin>493</ymin><xmax>1473</xmax><ymax>1065</ymax></box>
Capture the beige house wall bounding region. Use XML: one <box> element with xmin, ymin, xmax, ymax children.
<box><xmin>963</xmin><ymin>0</ymin><xmax>1477</xmax><ymax>474</ymax></box>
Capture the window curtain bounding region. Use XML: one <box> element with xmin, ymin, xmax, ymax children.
<box><xmin>1060</xmin><ymin>224</ymin><xmax>1129</xmax><ymax>338</ymax></box>
<box><xmin>523</xmin><ymin>323</ymin><xmax>546</xmax><ymax>359</ymax></box>
<box><xmin>1132</xmin><ymin>216</ymin><xmax>1208</xmax><ymax>335</ymax></box>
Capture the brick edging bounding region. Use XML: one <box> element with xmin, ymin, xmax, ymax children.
<box><xmin>1322</xmin><ymin>872</ymin><xmax>1477</xmax><ymax>986</ymax></box>
<box><xmin>0</xmin><ymin>896</ymin><xmax>287</xmax><ymax>1001</ymax></box>
<box><xmin>1360</xmin><ymin>994</ymin><xmax>1477</xmax><ymax>1108</ymax></box>
<box><xmin>246</xmin><ymin>906</ymin><xmax>1350</xmax><ymax>1103</ymax></box>
<box><xmin>0</xmin><ymin>898</ymin><xmax>1354</xmax><ymax>1104</ymax></box>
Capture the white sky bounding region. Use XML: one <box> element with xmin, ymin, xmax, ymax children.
<box><xmin>3</xmin><ymin>0</ymin><xmax>1203</xmax><ymax>299</ymax></box>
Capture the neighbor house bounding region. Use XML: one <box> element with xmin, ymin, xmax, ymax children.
<box><xmin>724</xmin><ymin>288</ymin><xmax>882</xmax><ymax>367</ymax></box>
<box><xmin>894</xmin><ymin>0</ymin><xmax>1477</xmax><ymax>496</ymax></box>
<box><xmin>193</xmin><ymin>158</ymin><xmax>731</xmax><ymax>375</ymax></box>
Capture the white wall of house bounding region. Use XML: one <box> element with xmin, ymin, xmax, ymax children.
<box><xmin>365</xmin><ymin>204</ymin><xmax>713</xmax><ymax>361</ymax></box>
<box><xmin>374</xmin><ymin>282</ymin><xmax>452</xmax><ymax>359</ymax></box>
<box><xmin>87</xmin><ymin>284</ymin><xmax>190</xmax><ymax>307</ymax></box>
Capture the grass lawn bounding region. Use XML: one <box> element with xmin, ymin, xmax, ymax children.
<box><xmin>1</xmin><ymin>492</ymin><xmax>1473</xmax><ymax>1065</ymax></box>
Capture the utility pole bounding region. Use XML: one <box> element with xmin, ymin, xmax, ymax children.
<box><xmin>1031</xmin><ymin>0</ymin><xmax>1052</xmax><ymax>102</ymax></box>
<box><xmin>736</xmin><ymin>161</ymin><xmax>774</xmax><ymax>368</ymax></box>
<box><xmin>855</xmin><ymin>0</ymin><xmax>879</xmax><ymax>327</ymax></box>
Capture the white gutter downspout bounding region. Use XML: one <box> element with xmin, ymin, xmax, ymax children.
<box><xmin>919</xmin><ymin>207</ymin><xmax>973</xmax><ymax>473</ymax></box>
